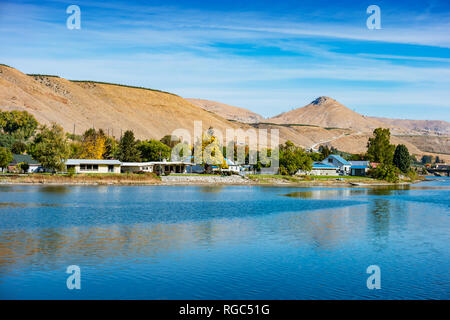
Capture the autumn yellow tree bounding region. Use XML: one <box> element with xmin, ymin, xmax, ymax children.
<box><xmin>193</xmin><ymin>127</ymin><xmax>228</xmax><ymax>171</ymax></box>
<box><xmin>78</xmin><ymin>128</ymin><xmax>106</xmax><ymax>159</ymax></box>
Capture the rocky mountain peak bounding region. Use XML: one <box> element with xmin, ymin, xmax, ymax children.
<box><xmin>311</xmin><ymin>96</ymin><xmax>333</xmax><ymax>105</ymax></box>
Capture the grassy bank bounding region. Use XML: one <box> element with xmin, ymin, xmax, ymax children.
<box><xmin>0</xmin><ymin>173</ymin><xmax>161</xmax><ymax>185</ymax></box>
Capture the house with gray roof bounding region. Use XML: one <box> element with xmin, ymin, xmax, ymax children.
<box><xmin>9</xmin><ymin>154</ymin><xmax>41</xmax><ymax>173</ymax></box>
<box><xmin>349</xmin><ymin>161</ymin><xmax>370</xmax><ymax>176</ymax></box>
<box><xmin>297</xmin><ymin>162</ymin><xmax>338</xmax><ymax>176</ymax></box>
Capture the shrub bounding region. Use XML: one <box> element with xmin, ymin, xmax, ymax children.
<box><xmin>368</xmin><ymin>164</ymin><xmax>400</xmax><ymax>183</ymax></box>
<box><xmin>67</xmin><ymin>166</ymin><xmax>76</xmax><ymax>177</ymax></box>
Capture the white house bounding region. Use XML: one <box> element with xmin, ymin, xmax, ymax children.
<box><xmin>321</xmin><ymin>155</ymin><xmax>351</xmax><ymax>175</ymax></box>
<box><xmin>225</xmin><ymin>158</ymin><xmax>241</xmax><ymax>173</ymax></box>
<box><xmin>121</xmin><ymin>159</ymin><xmax>192</xmax><ymax>175</ymax></box>
<box><xmin>297</xmin><ymin>162</ymin><xmax>338</xmax><ymax>176</ymax></box>
<box><xmin>210</xmin><ymin>158</ymin><xmax>241</xmax><ymax>174</ymax></box>
<box><xmin>65</xmin><ymin>159</ymin><xmax>121</xmax><ymax>174</ymax></box>
<box><xmin>121</xmin><ymin>162</ymin><xmax>155</xmax><ymax>173</ymax></box>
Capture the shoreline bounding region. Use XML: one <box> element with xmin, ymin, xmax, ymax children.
<box><xmin>0</xmin><ymin>173</ymin><xmax>423</xmax><ymax>187</ymax></box>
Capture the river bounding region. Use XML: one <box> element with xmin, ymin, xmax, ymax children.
<box><xmin>0</xmin><ymin>177</ymin><xmax>449</xmax><ymax>299</ymax></box>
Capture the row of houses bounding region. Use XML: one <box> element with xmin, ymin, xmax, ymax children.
<box><xmin>4</xmin><ymin>154</ymin><xmax>242</xmax><ymax>175</ymax></box>
<box><xmin>5</xmin><ymin>154</ymin><xmax>371</xmax><ymax>176</ymax></box>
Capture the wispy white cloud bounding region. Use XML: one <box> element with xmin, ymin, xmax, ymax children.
<box><xmin>0</xmin><ymin>0</ymin><xmax>449</xmax><ymax>120</ymax></box>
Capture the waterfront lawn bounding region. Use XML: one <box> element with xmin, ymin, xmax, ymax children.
<box><xmin>0</xmin><ymin>172</ymin><xmax>161</xmax><ymax>184</ymax></box>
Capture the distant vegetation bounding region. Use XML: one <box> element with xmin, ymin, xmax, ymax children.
<box><xmin>69</xmin><ymin>80</ymin><xmax>179</xmax><ymax>96</ymax></box>
<box><xmin>27</xmin><ymin>74</ymin><xmax>60</xmax><ymax>78</ymax></box>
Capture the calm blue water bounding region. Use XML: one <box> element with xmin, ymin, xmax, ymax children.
<box><xmin>0</xmin><ymin>177</ymin><xmax>449</xmax><ymax>299</ymax></box>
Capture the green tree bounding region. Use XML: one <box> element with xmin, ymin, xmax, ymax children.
<box><xmin>160</xmin><ymin>135</ymin><xmax>181</xmax><ymax>148</ymax></box>
<box><xmin>368</xmin><ymin>164</ymin><xmax>400</xmax><ymax>183</ymax></box>
<box><xmin>309</xmin><ymin>152</ymin><xmax>324</xmax><ymax>162</ymax></box>
<box><xmin>137</xmin><ymin>139</ymin><xmax>171</xmax><ymax>162</ymax></box>
<box><xmin>104</xmin><ymin>136</ymin><xmax>119</xmax><ymax>159</ymax></box>
<box><xmin>68</xmin><ymin>141</ymin><xmax>83</xmax><ymax>158</ymax></box>
<box><xmin>0</xmin><ymin>147</ymin><xmax>13</xmax><ymax>172</ymax></box>
<box><xmin>421</xmin><ymin>155</ymin><xmax>433</xmax><ymax>165</ymax></box>
<box><xmin>279</xmin><ymin>140</ymin><xmax>312</xmax><ymax>175</ymax></box>
<box><xmin>366</xmin><ymin>128</ymin><xmax>395</xmax><ymax>164</ymax></box>
<box><xmin>17</xmin><ymin>162</ymin><xmax>30</xmax><ymax>173</ymax></box>
<box><xmin>117</xmin><ymin>130</ymin><xmax>141</xmax><ymax>162</ymax></box>
<box><xmin>0</xmin><ymin>110</ymin><xmax>38</xmax><ymax>140</ymax></box>
<box><xmin>30</xmin><ymin>123</ymin><xmax>69</xmax><ymax>172</ymax></box>
<box><xmin>319</xmin><ymin>145</ymin><xmax>331</xmax><ymax>158</ymax></box>
<box><xmin>11</xmin><ymin>140</ymin><xmax>27</xmax><ymax>154</ymax></box>
<box><xmin>0</xmin><ymin>133</ymin><xmax>15</xmax><ymax>149</ymax></box>
<box><xmin>393</xmin><ymin>144</ymin><xmax>410</xmax><ymax>173</ymax></box>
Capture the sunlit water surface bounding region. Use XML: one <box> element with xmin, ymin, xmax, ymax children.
<box><xmin>0</xmin><ymin>177</ymin><xmax>449</xmax><ymax>299</ymax></box>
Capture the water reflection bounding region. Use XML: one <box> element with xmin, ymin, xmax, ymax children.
<box><xmin>39</xmin><ymin>186</ymin><xmax>71</xmax><ymax>194</ymax></box>
<box><xmin>198</xmin><ymin>186</ymin><xmax>224</xmax><ymax>193</ymax></box>
<box><xmin>0</xmin><ymin>183</ymin><xmax>448</xmax><ymax>299</ymax></box>
<box><xmin>367</xmin><ymin>199</ymin><xmax>391</xmax><ymax>243</ymax></box>
<box><xmin>0</xmin><ymin>202</ymin><xmax>64</xmax><ymax>209</ymax></box>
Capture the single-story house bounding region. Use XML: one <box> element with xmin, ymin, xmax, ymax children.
<box><xmin>321</xmin><ymin>155</ymin><xmax>351</xmax><ymax>175</ymax></box>
<box><xmin>156</xmin><ymin>161</ymin><xmax>192</xmax><ymax>175</ymax></box>
<box><xmin>224</xmin><ymin>158</ymin><xmax>241</xmax><ymax>173</ymax></box>
<box><xmin>349</xmin><ymin>161</ymin><xmax>370</xmax><ymax>176</ymax></box>
<box><xmin>121</xmin><ymin>162</ymin><xmax>155</xmax><ymax>173</ymax></box>
<box><xmin>65</xmin><ymin>159</ymin><xmax>121</xmax><ymax>174</ymax></box>
<box><xmin>122</xmin><ymin>159</ymin><xmax>192</xmax><ymax>175</ymax></box>
<box><xmin>8</xmin><ymin>154</ymin><xmax>41</xmax><ymax>173</ymax></box>
<box><xmin>297</xmin><ymin>162</ymin><xmax>338</xmax><ymax>176</ymax></box>
<box><xmin>209</xmin><ymin>158</ymin><xmax>242</xmax><ymax>174</ymax></box>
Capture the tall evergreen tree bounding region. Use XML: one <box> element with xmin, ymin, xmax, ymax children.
<box><xmin>117</xmin><ymin>130</ymin><xmax>141</xmax><ymax>162</ymax></box>
<box><xmin>393</xmin><ymin>144</ymin><xmax>410</xmax><ymax>173</ymax></box>
<box><xmin>366</xmin><ymin>128</ymin><xmax>395</xmax><ymax>164</ymax></box>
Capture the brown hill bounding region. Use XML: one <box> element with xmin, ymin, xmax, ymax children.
<box><xmin>269</xmin><ymin>96</ymin><xmax>389</xmax><ymax>132</ymax></box>
<box><xmin>1</xmin><ymin>65</ymin><xmax>448</xmax><ymax>162</ymax></box>
<box><xmin>369</xmin><ymin>117</ymin><xmax>450</xmax><ymax>136</ymax></box>
<box><xmin>186</xmin><ymin>98</ymin><xmax>264</xmax><ymax>123</ymax></box>
<box><xmin>0</xmin><ymin>65</ymin><xmax>243</xmax><ymax>140</ymax></box>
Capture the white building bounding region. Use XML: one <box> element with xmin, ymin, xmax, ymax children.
<box><xmin>297</xmin><ymin>162</ymin><xmax>338</xmax><ymax>176</ymax></box>
<box><xmin>321</xmin><ymin>155</ymin><xmax>351</xmax><ymax>175</ymax></box>
<box><xmin>121</xmin><ymin>160</ymin><xmax>192</xmax><ymax>175</ymax></box>
<box><xmin>65</xmin><ymin>159</ymin><xmax>121</xmax><ymax>174</ymax></box>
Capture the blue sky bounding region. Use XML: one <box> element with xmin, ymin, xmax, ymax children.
<box><xmin>0</xmin><ymin>0</ymin><xmax>449</xmax><ymax>120</ymax></box>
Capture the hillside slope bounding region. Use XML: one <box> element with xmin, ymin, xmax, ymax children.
<box><xmin>369</xmin><ymin>117</ymin><xmax>450</xmax><ymax>136</ymax></box>
<box><xmin>186</xmin><ymin>98</ymin><xmax>264</xmax><ymax>123</ymax></box>
<box><xmin>1</xmin><ymin>65</ymin><xmax>448</xmax><ymax>162</ymax></box>
<box><xmin>0</xmin><ymin>65</ymin><xmax>243</xmax><ymax>140</ymax></box>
